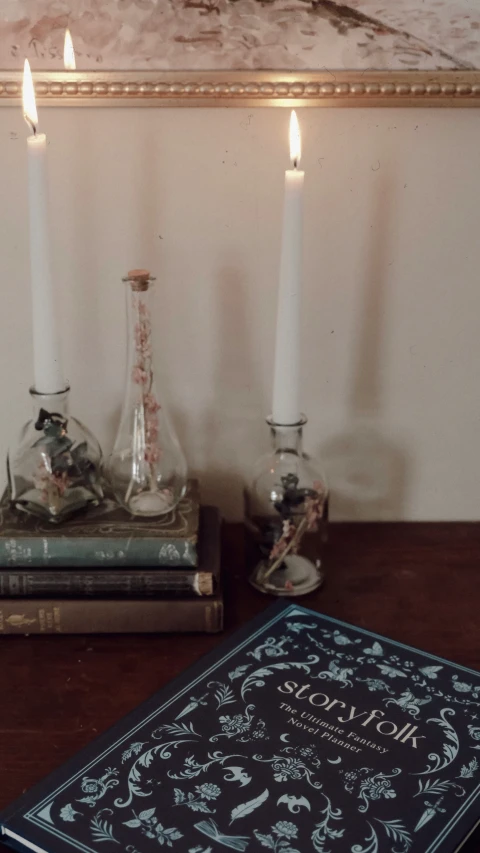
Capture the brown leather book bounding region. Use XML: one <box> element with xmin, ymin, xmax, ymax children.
<box><xmin>0</xmin><ymin>594</ymin><xmax>223</xmax><ymax>634</ymax></box>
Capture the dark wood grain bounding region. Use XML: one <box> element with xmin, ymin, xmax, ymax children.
<box><xmin>1</xmin><ymin>521</ymin><xmax>480</xmax><ymax>852</ymax></box>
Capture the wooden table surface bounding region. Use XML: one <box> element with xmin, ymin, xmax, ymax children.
<box><xmin>1</xmin><ymin>522</ymin><xmax>480</xmax><ymax>851</ymax></box>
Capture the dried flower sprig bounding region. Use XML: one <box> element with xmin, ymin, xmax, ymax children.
<box><xmin>126</xmin><ymin>295</ymin><xmax>162</xmax><ymax>499</ymax></box>
<box><xmin>31</xmin><ymin>409</ymin><xmax>94</xmax><ymax>512</ymax></box>
<box><xmin>262</xmin><ymin>478</ymin><xmax>325</xmax><ymax>583</ymax></box>
<box><xmin>33</xmin><ymin>457</ymin><xmax>70</xmax><ymax>509</ymax></box>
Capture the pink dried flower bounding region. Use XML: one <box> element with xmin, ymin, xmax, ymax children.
<box><xmin>144</xmin><ymin>393</ymin><xmax>161</xmax><ymax>414</ymax></box>
<box><xmin>145</xmin><ymin>446</ymin><xmax>160</xmax><ymax>465</ymax></box>
<box><xmin>131</xmin><ymin>294</ymin><xmax>163</xmax><ymax>478</ymax></box>
<box><xmin>266</xmin><ymin>481</ymin><xmax>326</xmax><ymax>577</ymax></box>
<box><xmin>304</xmin><ymin>489</ymin><xmax>325</xmax><ymax>533</ymax></box>
<box><xmin>33</xmin><ymin>459</ymin><xmax>70</xmax><ymax>504</ymax></box>
<box><xmin>269</xmin><ymin>518</ymin><xmax>296</xmax><ymax>562</ymax></box>
<box><xmin>145</xmin><ymin>425</ymin><xmax>159</xmax><ymax>449</ymax></box>
<box><xmin>33</xmin><ymin>459</ymin><xmax>49</xmax><ymax>483</ymax></box>
<box><xmin>135</xmin><ymin>323</ymin><xmax>152</xmax><ymax>355</ymax></box>
<box><xmin>52</xmin><ymin>471</ymin><xmax>69</xmax><ymax>496</ymax></box>
<box><xmin>33</xmin><ymin>463</ymin><xmax>51</xmax><ymax>502</ymax></box>
<box><xmin>132</xmin><ymin>365</ymin><xmax>149</xmax><ymax>386</ymax></box>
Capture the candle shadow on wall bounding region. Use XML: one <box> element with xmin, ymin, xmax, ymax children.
<box><xmin>320</xmin><ymin>180</ymin><xmax>409</xmax><ymax>520</ymax></box>
<box><xmin>184</xmin><ymin>264</ymin><xmax>266</xmax><ymax>519</ymax></box>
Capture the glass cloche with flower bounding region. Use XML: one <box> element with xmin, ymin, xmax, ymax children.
<box><xmin>8</xmin><ymin>387</ymin><xmax>103</xmax><ymax>522</ymax></box>
<box><xmin>245</xmin><ymin>415</ymin><xmax>328</xmax><ymax>596</ymax></box>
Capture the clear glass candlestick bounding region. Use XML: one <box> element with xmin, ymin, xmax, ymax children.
<box><xmin>7</xmin><ymin>386</ymin><xmax>103</xmax><ymax>522</ymax></box>
<box><xmin>245</xmin><ymin>416</ymin><xmax>328</xmax><ymax>596</ymax></box>
<box><xmin>106</xmin><ymin>270</ymin><xmax>187</xmax><ymax>516</ymax></box>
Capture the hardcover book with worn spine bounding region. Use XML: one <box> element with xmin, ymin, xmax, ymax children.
<box><xmin>0</xmin><ymin>480</ymin><xmax>200</xmax><ymax>568</ymax></box>
<box><xmin>0</xmin><ymin>507</ymin><xmax>221</xmax><ymax>634</ymax></box>
<box><xmin>0</xmin><ymin>507</ymin><xmax>218</xmax><ymax>600</ymax></box>
<box><xmin>1</xmin><ymin>602</ymin><xmax>480</xmax><ymax>852</ymax></box>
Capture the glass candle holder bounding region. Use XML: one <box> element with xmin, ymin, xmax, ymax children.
<box><xmin>245</xmin><ymin>416</ymin><xmax>328</xmax><ymax>597</ymax></box>
<box><xmin>106</xmin><ymin>269</ymin><xmax>187</xmax><ymax>516</ymax></box>
<box><xmin>7</xmin><ymin>386</ymin><xmax>103</xmax><ymax>522</ymax></box>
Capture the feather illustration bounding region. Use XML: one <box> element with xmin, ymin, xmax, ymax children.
<box><xmin>91</xmin><ymin>811</ymin><xmax>119</xmax><ymax>844</ymax></box>
<box><xmin>228</xmin><ymin>665</ymin><xmax>251</xmax><ymax>682</ymax></box>
<box><xmin>208</xmin><ymin>682</ymin><xmax>236</xmax><ymax>709</ymax></box>
<box><xmin>195</xmin><ymin>818</ymin><xmax>249</xmax><ymax>851</ymax></box>
<box><xmin>229</xmin><ymin>789</ymin><xmax>269</xmax><ymax>824</ymax></box>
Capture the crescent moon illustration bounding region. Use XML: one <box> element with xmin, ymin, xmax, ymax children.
<box><xmin>327</xmin><ymin>757</ymin><xmax>342</xmax><ymax>764</ymax></box>
<box><xmin>280</xmin><ymin>733</ymin><xmax>290</xmax><ymax>743</ymax></box>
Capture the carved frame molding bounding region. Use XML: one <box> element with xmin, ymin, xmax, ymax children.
<box><xmin>1</xmin><ymin>70</ymin><xmax>480</xmax><ymax>107</ymax></box>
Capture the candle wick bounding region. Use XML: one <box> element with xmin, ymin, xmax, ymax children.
<box><xmin>293</xmin><ymin>158</ymin><xmax>298</xmax><ymax>170</ymax></box>
<box><xmin>24</xmin><ymin>114</ymin><xmax>37</xmax><ymax>135</ymax></box>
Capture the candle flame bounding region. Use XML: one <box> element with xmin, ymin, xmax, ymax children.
<box><xmin>289</xmin><ymin>110</ymin><xmax>301</xmax><ymax>168</ymax></box>
<box><xmin>22</xmin><ymin>59</ymin><xmax>38</xmax><ymax>133</ymax></box>
<box><xmin>64</xmin><ymin>28</ymin><xmax>76</xmax><ymax>70</ymax></box>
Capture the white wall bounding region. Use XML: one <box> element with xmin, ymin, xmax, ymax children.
<box><xmin>1</xmin><ymin>105</ymin><xmax>479</xmax><ymax>520</ymax></box>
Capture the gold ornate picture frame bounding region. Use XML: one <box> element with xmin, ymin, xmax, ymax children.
<box><xmin>1</xmin><ymin>1</ymin><xmax>480</xmax><ymax>107</ymax></box>
<box><xmin>1</xmin><ymin>70</ymin><xmax>480</xmax><ymax>107</ymax></box>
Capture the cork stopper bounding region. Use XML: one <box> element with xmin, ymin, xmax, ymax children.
<box><xmin>123</xmin><ymin>269</ymin><xmax>156</xmax><ymax>292</ymax></box>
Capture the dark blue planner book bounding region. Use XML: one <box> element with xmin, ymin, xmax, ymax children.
<box><xmin>2</xmin><ymin>602</ymin><xmax>480</xmax><ymax>853</ymax></box>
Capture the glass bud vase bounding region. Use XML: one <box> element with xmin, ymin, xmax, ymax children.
<box><xmin>245</xmin><ymin>416</ymin><xmax>328</xmax><ymax>597</ymax></box>
<box><xmin>8</xmin><ymin>386</ymin><xmax>103</xmax><ymax>522</ymax></box>
<box><xmin>106</xmin><ymin>269</ymin><xmax>187</xmax><ymax>516</ymax></box>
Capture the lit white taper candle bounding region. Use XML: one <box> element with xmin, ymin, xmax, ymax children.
<box><xmin>64</xmin><ymin>28</ymin><xmax>76</xmax><ymax>70</ymax></box>
<box><xmin>23</xmin><ymin>58</ymin><xmax>64</xmax><ymax>394</ymax></box>
<box><xmin>271</xmin><ymin>110</ymin><xmax>304</xmax><ymax>425</ymax></box>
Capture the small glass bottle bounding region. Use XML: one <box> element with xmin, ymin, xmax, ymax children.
<box><xmin>245</xmin><ymin>416</ymin><xmax>328</xmax><ymax>596</ymax></box>
<box><xmin>8</xmin><ymin>386</ymin><xmax>103</xmax><ymax>522</ymax></box>
<box><xmin>106</xmin><ymin>269</ymin><xmax>187</xmax><ymax>516</ymax></box>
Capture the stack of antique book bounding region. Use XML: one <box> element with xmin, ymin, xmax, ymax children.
<box><xmin>0</xmin><ymin>480</ymin><xmax>223</xmax><ymax>634</ymax></box>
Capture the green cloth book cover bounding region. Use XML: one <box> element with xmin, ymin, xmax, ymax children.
<box><xmin>0</xmin><ymin>480</ymin><xmax>199</xmax><ymax>568</ymax></box>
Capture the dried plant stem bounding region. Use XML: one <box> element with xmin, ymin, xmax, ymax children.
<box><xmin>124</xmin><ymin>293</ymin><xmax>161</xmax><ymax>507</ymax></box>
<box><xmin>145</xmin><ymin>374</ymin><xmax>157</xmax><ymax>492</ymax></box>
<box><xmin>125</xmin><ymin>479</ymin><xmax>133</xmax><ymax>505</ymax></box>
<box><xmin>262</xmin><ymin>516</ymin><xmax>309</xmax><ymax>582</ymax></box>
